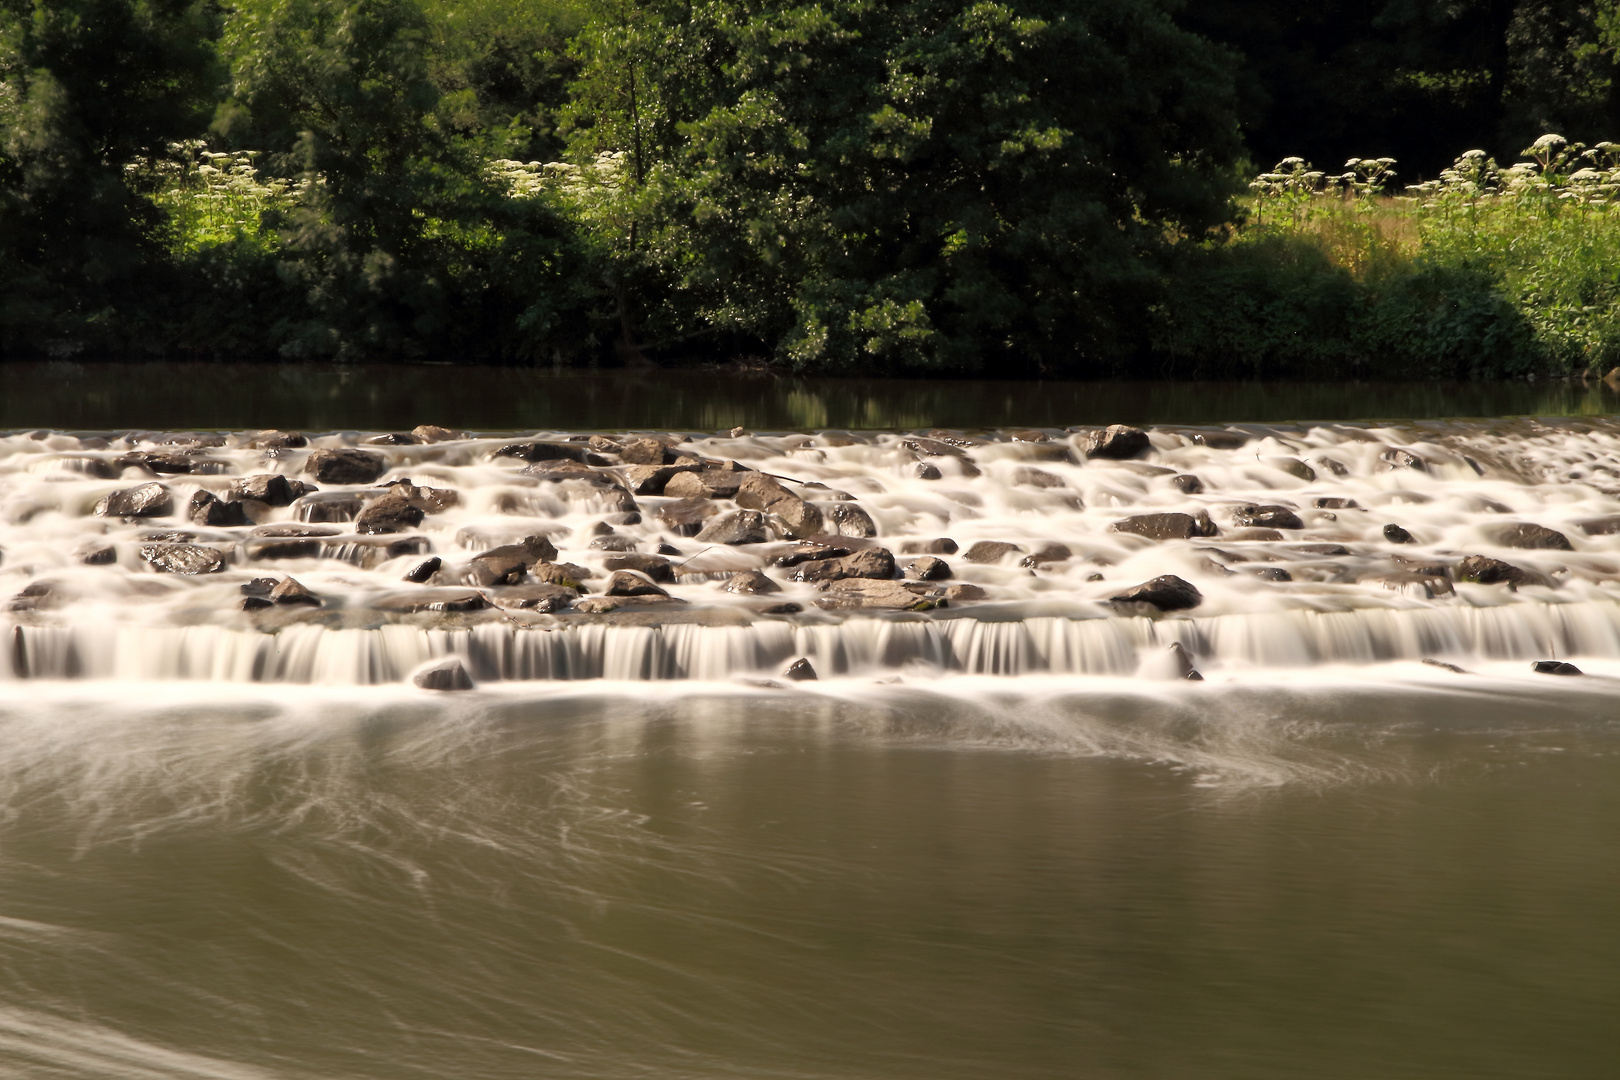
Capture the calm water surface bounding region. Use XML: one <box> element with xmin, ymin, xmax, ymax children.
<box><xmin>1</xmin><ymin>364</ymin><xmax>1616</xmax><ymax>1078</ymax></box>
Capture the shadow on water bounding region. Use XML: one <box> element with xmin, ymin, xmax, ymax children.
<box><xmin>6</xmin><ymin>361</ymin><xmax>1620</xmax><ymax>431</ymax></box>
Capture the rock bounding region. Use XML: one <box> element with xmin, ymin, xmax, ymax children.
<box><xmin>814</xmin><ymin>579</ymin><xmax>942</xmax><ymax>611</ymax></box>
<box><xmin>386</xmin><ymin>481</ymin><xmax>459</xmax><ymax>514</ymax></box>
<box><xmin>1076</xmin><ymin>425</ymin><xmax>1150</xmax><ymax>459</ymax></box>
<box><xmin>824</xmin><ymin>502</ymin><xmax>877</xmax><ymax>538</ymax></box>
<box><xmin>1008</xmin><ymin>429</ymin><xmax>1048</xmax><ymax>442</ymax></box>
<box><xmin>603</xmin><ymin>553</ymin><xmax>674</xmax><ymax>583</ymax></box>
<box><xmin>291</xmin><ymin>492</ymin><xmax>364</xmax><ymax>523</ymax></box>
<box><xmin>905</xmin><ymin>556</ymin><xmax>952</xmax><ymax>581</ymax></box>
<box><xmin>96</xmin><ymin>483</ymin><xmax>173</xmax><ymax>518</ymax></box>
<box><xmin>241</xmin><ymin>578</ymin><xmax>277</xmax><ymax>597</ymax></box>
<box><xmin>306</xmin><ymin>448</ymin><xmax>386</xmax><ymax>485</ymax></box>
<box><xmin>1189</xmin><ymin>430</ymin><xmax>1248</xmax><ymax>449</ymax></box>
<box><xmin>1010</xmin><ymin>467</ymin><xmax>1064</xmax><ymax>489</ymax></box>
<box><xmin>1489</xmin><ymin>522</ymin><xmax>1573</xmax><ymax>550</ymax></box>
<box><xmin>721</xmin><ymin>570</ymin><xmax>780</xmax><ymax>595</ymax></box>
<box><xmin>772</xmin><ymin>541</ymin><xmax>851</xmax><ymax>567</ymax></box>
<box><xmin>531</xmin><ymin>561</ymin><xmax>594</xmax><ymax>589</ymax></box>
<box><xmin>898</xmin><ymin>538</ymin><xmax>958</xmax><ymax>555</ymax></box>
<box><xmin>1113</xmin><ymin>512</ymin><xmax>1217</xmax><ymax>541</ymax></box>
<box><xmin>241</xmin><ymin>595</ymin><xmax>274</xmax><ymax>611</ymax></box>
<box><xmin>604</xmin><ymin>571</ymin><xmax>668</xmax><ymax>597</ymax></box>
<box><xmin>657</xmin><ymin>498</ymin><xmax>716</xmax><ymax>537</ymax></box>
<box><xmin>1264</xmin><ymin>457</ymin><xmax>1316</xmax><ymax>481</ymax></box>
<box><xmin>1456</xmin><ymin>555</ymin><xmax>1536</xmax><ymax>586</ymax></box>
<box><xmin>1168</xmin><ymin>642</ymin><xmax>1203</xmax><ymax>680</ymax></box>
<box><xmin>662</xmin><ymin>470</ymin><xmax>744</xmax><ymax>499</ymax></box>
<box><xmin>139</xmin><ymin>543</ymin><xmax>225</xmax><ymax>575</ymax></box>
<box><xmin>914</xmin><ymin>462</ymin><xmax>942</xmax><ymax>480</ymax></box>
<box><xmin>1577</xmin><ymin>516</ymin><xmax>1620</xmax><ymax>535</ymax></box>
<box><xmin>696</xmin><ymin>510</ymin><xmax>771</xmax><ymax>545</ymax></box>
<box><xmin>231</xmin><ymin>473</ymin><xmax>304</xmax><ymax>506</ymax></box>
<box><xmin>792</xmin><ymin>547</ymin><xmax>895</xmax><ymax>583</ymax></box>
<box><xmin>404</xmin><ymin>557</ymin><xmax>442</xmax><ymax>583</ymax></box>
<box><xmin>245</xmin><ymin>524</ymin><xmax>339</xmax><ymax>560</ymax></box>
<box><xmin>116</xmin><ymin>451</ymin><xmax>210</xmax><ymax>475</ymax></box>
<box><xmin>1531</xmin><ymin>660</ymin><xmax>1582</xmax><ymax>676</ymax></box>
<box><xmin>354</xmin><ymin>495</ymin><xmax>427</xmax><ymax>537</ymax></box>
<box><xmin>1422</xmin><ymin>658</ymin><xmax>1469</xmax><ymax>674</ymax></box>
<box><xmin>942</xmin><ymin>583</ymin><xmax>987</xmax><ymax>602</ymax></box>
<box><xmin>1296</xmin><ymin>544</ymin><xmax>1352</xmax><ymax>556</ymax></box>
<box><xmin>623</xmin><ymin>463</ymin><xmax>702</xmax><ymax>495</ymax></box>
<box><xmin>1171</xmin><ymin>474</ymin><xmax>1204</xmax><ymax>495</ymax></box>
<box><xmin>414</xmin><ymin>658</ymin><xmax>475</xmax><ymax>691</ymax></box>
<box><xmin>901</xmin><ymin>436</ymin><xmax>966</xmax><ymax>457</ymax></box>
<box><xmin>187</xmin><ymin>490</ymin><xmax>249</xmax><ymax>527</ymax></box>
<box><xmin>617</xmin><ymin>437</ymin><xmax>669</xmax><ymax>465</ymax></box>
<box><xmin>1232</xmin><ymin>504</ymin><xmax>1303</xmax><ymax>530</ymax></box>
<box><xmin>269</xmin><ymin>576</ymin><xmax>320</xmax><ymax>606</ymax></box>
<box><xmin>783</xmin><ymin>657</ymin><xmax>817</xmax><ymax>681</ymax></box>
<box><xmin>588</xmin><ymin>534</ymin><xmax>638</xmax><ymax>552</ymax></box>
<box><xmin>490</xmin><ymin>441</ymin><xmax>597</xmax><ymax>465</ymax></box>
<box><xmin>411</xmin><ymin>425</ymin><xmax>462</xmax><ymax>443</ymax></box>
<box><xmin>246</xmin><ymin>430</ymin><xmax>308</xmax><ymax>450</ymax></box>
<box><xmin>1381</xmin><ymin>448</ymin><xmax>1425</xmax><ymax>470</ymax></box>
<box><xmin>467</xmin><ymin>536</ymin><xmax>557</xmax><ymax>587</ymax></box>
<box><xmin>1314</xmin><ymin>497</ymin><xmax>1359</xmax><ymax>509</ymax></box>
<box><xmin>373</xmin><ymin>589</ymin><xmax>489</xmax><ymax>614</ymax></box>
<box><xmin>74</xmin><ymin>541</ymin><xmax>117</xmax><ymax>565</ymax></box>
<box><xmin>1252</xmin><ymin>566</ymin><xmax>1293</xmax><ymax>582</ymax></box>
<box><xmin>734</xmin><ymin>474</ymin><xmax>824</xmax><ymax>538</ymax></box>
<box><xmin>1383</xmin><ymin>524</ymin><xmax>1414</xmax><ymax>544</ymax></box>
<box><xmin>1226</xmin><ymin>528</ymin><xmax>1286</xmax><ymax>543</ymax></box>
<box><xmin>963</xmin><ymin>540</ymin><xmax>1024</xmax><ymax>564</ymax></box>
<box><xmin>1109</xmin><ymin>575</ymin><xmax>1202</xmax><ymax>611</ymax></box>
<box><xmin>1020</xmin><ymin>543</ymin><xmax>1072</xmax><ymax>568</ymax></box>
<box><xmin>484</xmin><ymin>583</ymin><xmax>577</xmax><ymax>612</ymax></box>
<box><xmin>366</xmin><ymin>433</ymin><xmax>417</xmax><ymax>446</ymax></box>
<box><xmin>54</xmin><ymin>455</ymin><xmax>119</xmax><ymax>479</ymax></box>
<box><xmin>524</xmin><ymin>460</ymin><xmax>615</xmax><ymax>486</ymax></box>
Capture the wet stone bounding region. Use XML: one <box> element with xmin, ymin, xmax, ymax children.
<box><xmin>1113</xmin><ymin>512</ymin><xmax>1216</xmax><ymax>541</ymax></box>
<box><xmin>269</xmin><ymin>576</ymin><xmax>320</xmax><ymax>606</ymax></box>
<box><xmin>898</xmin><ymin>538</ymin><xmax>958</xmax><ymax>555</ymax></box>
<box><xmin>1456</xmin><ymin>555</ymin><xmax>1536</xmax><ymax>586</ymax></box>
<box><xmin>824</xmin><ymin>503</ymin><xmax>877</xmax><ymax>538</ymax></box>
<box><xmin>1171</xmin><ymin>474</ymin><xmax>1204</xmax><ymax>495</ymax></box>
<box><xmin>96</xmin><ymin>483</ymin><xmax>173</xmax><ymax>518</ymax></box>
<box><xmin>189</xmin><ymin>490</ymin><xmax>250</xmax><ymax>528</ymax></box>
<box><xmin>1488</xmin><ymin>522</ymin><xmax>1573</xmax><ymax>551</ymax></box>
<box><xmin>721</xmin><ymin>570</ymin><xmax>780</xmax><ymax>595</ymax></box>
<box><xmin>1232</xmin><ymin>504</ymin><xmax>1304</xmax><ymax>530</ymax></box>
<box><xmin>1109</xmin><ymin>575</ymin><xmax>1202</xmax><ymax>612</ymax></box>
<box><xmin>696</xmin><ymin>510</ymin><xmax>771</xmax><ymax>545</ymax></box>
<box><xmin>306</xmin><ymin>448</ymin><xmax>386</xmax><ymax>485</ymax></box>
<box><xmin>914</xmin><ymin>462</ymin><xmax>943</xmax><ymax>481</ymax></box>
<box><xmin>1077</xmin><ymin>425</ymin><xmax>1150</xmax><ymax>460</ymax></box>
<box><xmin>603</xmin><ymin>553</ymin><xmax>674</xmax><ymax>583</ymax></box>
<box><xmin>663</xmin><ymin>470</ymin><xmax>744</xmax><ymax>499</ymax></box>
<box><xmin>1383</xmin><ymin>524</ymin><xmax>1415</xmax><ymax>544</ymax></box>
<box><xmin>74</xmin><ymin>541</ymin><xmax>118</xmax><ymax>565</ymax></box>
<box><xmin>411</xmin><ymin>425</ymin><xmax>462</xmax><ymax>443</ymax></box>
<box><xmin>531</xmin><ymin>562</ymin><xmax>594</xmax><ymax>590</ymax></box>
<box><xmin>792</xmin><ymin>547</ymin><xmax>895</xmax><ymax>583</ymax></box>
<box><xmin>232</xmin><ymin>474</ymin><xmax>305</xmax><ymax>506</ymax></box>
<box><xmin>490</xmin><ymin>442</ymin><xmax>597</xmax><ymax>465</ymax></box>
<box><xmin>814</xmin><ymin>579</ymin><xmax>942</xmax><ymax>611</ymax></box>
<box><xmin>772</xmin><ymin>541</ymin><xmax>851</xmax><ymax>567</ymax></box>
<box><xmin>1381</xmin><ymin>448</ymin><xmax>1426</xmax><ymax>471</ymax></box>
<box><xmin>404</xmin><ymin>557</ymin><xmax>442</xmax><ymax>583</ymax></box>
<box><xmin>783</xmin><ymin>657</ymin><xmax>818</xmax><ymax>681</ymax></box>
<box><xmin>1011</xmin><ymin>467</ymin><xmax>1064</xmax><ymax>489</ymax></box>
<box><xmin>485</xmin><ymin>584</ymin><xmax>577</xmax><ymax>612</ymax></box>
<box><xmin>1020</xmin><ymin>543</ymin><xmax>1072</xmax><ymax>569</ymax></box>
<box><xmin>1532</xmin><ymin>660</ymin><xmax>1583</xmax><ymax>676</ymax></box>
<box><xmin>1314</xmin><ymin>497</ymin><xmax>1359</xmax><ymax>510</ymax></box>
<box><xmin>657</xmin><ymin>498</ymin><xmax>716</xmax><ymax>537</ymax></box>
<box><xmin>414</xmin><ymin>658</ymin><xmax>474</xmax><ymax>691</ymax></box>
<box><xmin>139</xmin><ymin>543</ymin><xmax>225</xmax><ymax>575</ymax></box>
<box><xmin>963</xmin><ymin>541</ymin><xmax>1024</xmax><ymax>564</ymax></box>
<box><xmin>905</xmin><ymin>556</ymin><xmax>952</xmax><ymax>581</ymax></box>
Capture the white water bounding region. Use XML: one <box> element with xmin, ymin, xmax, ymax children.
<box><xmin>7</xmin><ymin>419</ymin><xmax>1620</xmax><ymax>684</ymax></box>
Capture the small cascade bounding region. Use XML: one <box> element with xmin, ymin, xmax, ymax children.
<box><xmin>6</xmin><ymin>418</ymin><xmax>1620</xmax><ymax>684</ymax></box>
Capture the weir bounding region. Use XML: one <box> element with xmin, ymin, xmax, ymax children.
<box><xmin>6</xmin><ymin>418</ymin><xmax>1620</xmax><ymax>685</ymax></box>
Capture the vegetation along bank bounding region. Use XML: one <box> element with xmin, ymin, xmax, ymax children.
<box><xmin>5</xmin><ymin>0</ymin><xmax>1620</xmax><ymax>378</ymax></box>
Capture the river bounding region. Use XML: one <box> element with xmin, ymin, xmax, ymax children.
<box><xmin>0</xmin><ymin>364</ymin><xmax>1614</xmax><ymax>1078</ymax></box>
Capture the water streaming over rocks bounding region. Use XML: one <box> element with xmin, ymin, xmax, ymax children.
<box><xmin>8</xmin><ymin>418</ymin><xmax>1620</xmax><ymax>685</ymax></box>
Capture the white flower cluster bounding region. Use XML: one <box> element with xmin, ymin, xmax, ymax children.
<box><xmin>487</xmin><ymin>152</ymin><xmax>627</xmax><ymax>199</ymax></box>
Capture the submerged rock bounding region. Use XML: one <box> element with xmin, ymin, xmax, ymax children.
<box><xmin>414</xmin><ymin>657</ymin><xmax>475</xmax><ymax>691</ymax></box>
<box><xmin>1109</xmin><ymin>575</ymin><xmax>1202</xmax><ymax>612</ymax></box>
<box><xmin>815</xmin><ymin>579</ymin><xmax>942</xmax><ymax>611</ymax></box>
<box><xmin>139</xmin><ymin>543</ymin><xmax>225</xmax><ymax>575</ymax></box>
<box><xmin>1171</xmin><ymin>474</ymin><xmax>1204</xmax><ymax>495</ymax></box>
<box><xmin>603</xmin><ymin>553</ymin><xmax>674</xmax><ymax>583</ymax></box>
<box><xmin>74</xmin><ymin>540</ymin><xmax>117</xmax><ymax>565</ymax></box>
<box><xmin>1488</xmin><ymin>522</ymin><xmax>1573</xmax><ymax>551</ymax></box>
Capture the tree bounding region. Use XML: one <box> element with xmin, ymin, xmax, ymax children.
<box><xmin>569</xmin><ymin>0</ymin><xmax>1244</xmax><ymax>374</ymax></box>
<box><xmin>0</xmin><ymin>0</ymin><xmax>217</xmax><ymax>352</ymax></box>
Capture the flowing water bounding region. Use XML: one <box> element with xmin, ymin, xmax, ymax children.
<box><xmin>1</xmin><ymin>368</ymin><xmax>1617</xmax><ymax>1078</ymax></box>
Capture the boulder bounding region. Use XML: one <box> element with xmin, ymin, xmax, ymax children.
<box><xmin>245</xmin><ymin>430</ymin><xmax>308</xmax><ymax>450</ymax></box>
<box><xmin>410</xmin><ymin>425</ymin><xmax>462</xmax><ymax>443</ymax></box>
<box><xmin>96</xmin><ymin>483</ymin><xmax>173</xmax><ymax>518</ymax></box>
<box><xmin>1314</xmin><ymin>497</ymin><xmax>1359</xmax><ymax>510</ymax></box>
<box><xmin>772</xmin><ymin>541</ymin><xmax>851</xmax><ymax>567</ymax></box>
<box><xmin>1076</xmin><ymin>425</ymin><xmax>1150</xmax><ymax>460</ymax></box>
<box><xmin>618</xmin><ymin>437</ymin><xmax>669</xmax><ymax>464</ymax></box>
<box><xmin>404</xmin><ymin>557</ymin><xmax>442</xmax><ymax>583</ymax></box>
<box><xmin>657</xmin><ymin>498</ymin><xmax>716</xmax><ymax>537</ymax></box>
<box><xmin>373</xmin><ymin>589</ymin><xmax>489</xmax><ymax>614</ymax></box>
<box><xmin>1381</xmin><ymin>448</ymin><xmax>1425</xmax><ymax>470</ymax></box>
<box><xmin>791</xmin><ymin>547</ymin><xmax>895</xmax><ymax>583</ymax></box>
<box><xmin>783</xmin><ymin>657</ymin><xmax>818</xmax><ymax>681</ymax></box>
<box><xmin>189</xmin><ymin>490</ymin><xmax>250</xmax><ymax>527</ymax></box>
<box><xmin>695</xmin><ymin>510</ymin><xmax>771</xmax><ymax>545</ymax></box>
<box><xmin>962</xmin><ymin>540</ymin><xmax>1024</xmax><ymax>564</ymax></box>
<box><xmin>905</xmin><ymin>556</ymin><xmax>952</xmax><ymax>581</ymax></box>
<box><xmin>269</xmin><ymin>576</ymin><xmax>320</xmax><ymax>606</ymax></box>
<box><xmin>1232</xmin><ymin>504</ymin><xmax>1303</xmax><ymax>530</ymax></box>
<box><xmin>898</xmin><ymin>538</ymin><xmax>958</xmax><ymax>555</ymax></box>
<box><xmin>1383</xmin><ymin>524</ymin><xmax>1414</xmax><ymax>544</ymax></box>
<box><xmin>603</xmin><ymin>553</ymin><xmax>674</xmax><ymax>583</ymax></box>
<box><xmin>1189</xmin><ymin>430</ymin><xmax>1248</xmax><ymax>449</ymax></box>
<box><xmin>1488</xmin><ymin>522</ymin><xmax>1573</xmax><ymax>550</ymax></box>
<box><xmin>1577</xmin><ymin>515</ymin><xmax>1620</xmax><ymax>536</ymax></box>
<box><xmin>467</xmin><ymin>536</ymin><xmax>557</xmax><ymax>587</ymax></box>
<box><xmin>623</xmin><ymin>463</ymin><xmax>702</xmax><ymax>495</ymax></box>
<box><xmin>1109</xmin><ymin>575</ymin><xmax>1202</xmax><ymax>611</ymax></box>
<box><xmin>735</xmin><ymin>474</ymin><xmax>824</xmax><ymax>538</ymax></box>
<box><xmin>588</xmin><ymin>534</ymin><xmax>638</xmax><ymax>552</ymax></box>
<box><xmin>1456</xmin><ymin>555</ymin><xmax>1537</xmax><ymax>586</ymax></box>
<box><xmin>1020</xmin><ymin>543</ymin><xmax>1072</xmax><ymax>568</ymax></box>
<box><xmin>1531</xmin><ymin>660</ymin><xmax>1583</xmax><ymax>676</ymax></box>
<box><xmin>74</xmin><ymin>541</ymin><xmax>117</xmax><ymax>565</ymax></box>
<box><xmin>914</xmin><ymin>462</ymin><xmax>942</xmax><ymax>480</ymax></box>
<box><xmin>1113</xmin><ymin>512</ymin><xmax>1216</xmax><ymax>541</ymax></box>
<box><xmin>241</xmin><ymin>596</ymin><xmax>273</xmax><ymax>611</ymax></box>
<box><xmin>305</xmin><ymin>448</ymin><xmax>386</xmax><ymax>485</ymax></box>
<box><xmin>531</xmin><ymin>561</ymin><xmax>594</xmax><ymax>590</ymax></box>
<box><xmin>484</xmin><ymin>583</ymin><xmax>577</xmax><ymax>612</ymax></box>
<box><xmin>815</xmin><ymin>579</ymin><xmax>943</xmax><ymax>611</ymax></box>
<box><xmin>1171</xmin><ymin>474</ymin><xmax>1204</xmax><ymax>495</ymax></box>
<box><xmin>662</xmin><ymin>470</ymin><xmax>744</xmax><ymax>499</ymax></box>
<box><xmin>523</xmin><ymin>460</ymin><xmax>617</xmax><ymax>486</ymax></box>
<box><xmin>942</xmin><ymin>583</ymin><xmax>987</xmax><ymax>602</ymax></box>
<box><xmin>414</xmin><ymin>658</ymin><xmax>475</xmax><ymax>691</ymax></box>
<box><xmin>231</xmin><ymin>473</ymin><xmax>304</xmax><ymax>506</ymax></box>
<box><xmin>721</xmin><ymin>570</ymin><xmax>780</xmax><ymax>595</ymax></box>
<box><xmin>824</xmin><ymin>502</ymin><xmax>877</xmax><ymax>538</ymax></box>
<box><xmin>116</xmin><ymin>451</ymin><xmax>208</xmax><ymax>475</ymax></box>
<box><xmin>355</xmin><ymin>493</ymin><xmax>426</xmax><ymax>534</ymax></box>
<box><xmin>490</xmin><ymin>441</ymin><xmax>597</xmax><ymax>465</ymax></box>
<box><xmin>604</xmin><ymin>571</ymin><xmax>668</xmax><ymax>598</ymax></box>
<box><xmin>386</xmin><ymin>481</ymin><xmax>459</xmax><ymax>514</ymax></box>
<box><xmin>139</xmin><ymin>543</ymin><xmax>225</xmax><ymax>575</ymax></box>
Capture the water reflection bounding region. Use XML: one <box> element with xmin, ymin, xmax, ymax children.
<box><xmin>6</xmin><ymin>361</ymin><xmax>1618</xmax><ymax>431</ymax></box>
